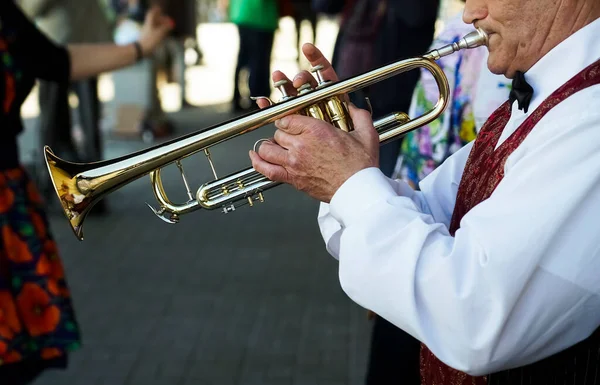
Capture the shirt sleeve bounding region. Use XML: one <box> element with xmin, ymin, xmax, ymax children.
<box><xmin>318</xmin><ymin>89</ymin><xmax>600</xmax><ymax>375</ymax></box>
<box><xmin>12</xmin><ymin>2</ymin><xmax>71</xmax><ymax>83</ymax></box>
<box><xmin>318</xmin><ymin>139</ymin><xmax>473</xmax><ymax>258</ymax></box>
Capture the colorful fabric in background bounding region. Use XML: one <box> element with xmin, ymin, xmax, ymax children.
<box><xmin>0</xmin><ymin>167</ymin><xmax>81</xmax><ymax>365</ymax></box>
<box><xmin>393</xmin><ymin>13</ymin><xmax>512</xmax><ymax>188</ymax></box>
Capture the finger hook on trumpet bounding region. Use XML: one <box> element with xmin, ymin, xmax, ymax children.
<box><xmin>146</xmin><ymin>203</ymin><xmax>179</xmax><ymax>224</ymax></box>
<box><xmin>253</xmin><ymin>138</ymin><xmax>272</xmax><ymax>153</ymax></box>
<box><xmin>365</xmin><ymin>97</ymin><xmax>373</xmax><ymax>116</ymax></box>
<box><xmin>250</xmin><ymin>96</ymin><xmax>274</xmax><ymax>106</ymax></box>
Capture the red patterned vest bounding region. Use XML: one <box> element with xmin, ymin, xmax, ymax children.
<box><xmin>419</xmin><ymin>58</ymin><xmax>600</xmax><ymax>385</ymax></box>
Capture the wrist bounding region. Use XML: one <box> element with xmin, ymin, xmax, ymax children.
<box><xmin>133</xmin><ymin>41</ymin><xmax>144</xmax><ymax>62</ymax></box>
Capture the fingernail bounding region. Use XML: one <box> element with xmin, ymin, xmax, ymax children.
<box><xmin>275</xmin><ymin>117</ymin><xmax>289</xmax><ymax>128</ymax></box>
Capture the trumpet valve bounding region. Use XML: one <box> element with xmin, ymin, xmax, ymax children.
<box><xmin>274</xmin><ymin>79</ymin><xmax>292</xmax><ymax>101</ymax></box>
<box><xmin>246</xmin><ymin>192</ymin><xmax>265</xmax><ymax>207</ymax></box>
<box><xmin>250</xmin><ymin>96</ymin><xmax>274</xmax><ymax>106</ymax></box>
<box><xmin>310</xmin><ymin>64</ymin><xmax>330</xmax><ymax>88</ymax></box>
<box><xmin>297</xmin><ymin>83</ymin><xmax>313</xmax><ymax>95</ymax></box>
<box><xmin>325</xmin><ymin>96</ymin><xmax>354</xmax><ymax>132</ymax></box>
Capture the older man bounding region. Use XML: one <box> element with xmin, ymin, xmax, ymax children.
<box><xmin>250</xmin><ymin>0</ymin><xmax>600</xmax><ymax>383</ymax></box>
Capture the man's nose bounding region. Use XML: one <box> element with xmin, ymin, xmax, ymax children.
<box><xmin>463</xmin><ymin>0</ymin><xmax>488</xmax><ymax>25</ymax></box>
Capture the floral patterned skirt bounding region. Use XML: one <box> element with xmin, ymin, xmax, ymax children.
<box><xmin>0</xmin><ymin>166</ymin><xmax>81</xmax><ymax>367</ymax></box>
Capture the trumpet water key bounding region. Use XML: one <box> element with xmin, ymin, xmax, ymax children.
<box><xmin>44</xmin><ymin>28</ymin><xmax>488</xmax><ymax>241</ymax></box>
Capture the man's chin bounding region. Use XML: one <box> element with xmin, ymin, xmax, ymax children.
<box><xmin>486</xmin><ymin>55</ymin><xmax>510</xmax><ymax>77</ymax></box>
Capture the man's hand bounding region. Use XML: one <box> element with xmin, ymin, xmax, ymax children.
<box><xmin>249</xmin><ymin>44</ymin><xmax>380</xmax><ymax>203</ymax></box>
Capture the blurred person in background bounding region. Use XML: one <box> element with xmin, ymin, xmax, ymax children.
<box><xmin>18</xmin><ymin>0</ymin><xmax>113</xmax><ymax>213</ymax></box>
<box><xmin>0</xmin><ymin>2</ymin><xmax>172</xmax><ymax>384</ymax></box>
<box><xmin>154</xmin><ymin>0</ymin><xmax>201</xmax><ymax>108</ymax></box>
<box><xmin>290</xmin><ymin>0</ymin><xmax>318</xmax><ymax>66</ymax></box>
<box><xmin>111</xmin><ymin>0</ymin><xmax>147</xmax><ymax>23</ymax></box>
<box><xmin>111</xmin><ymin>0</ymin><xmax>176</xmax><ymax>139</ymax></box>
<box><xmin>394</xmin><ymin>2</ymin><xmax>511</xmax><ymax>188</ymax></box>
<box><xmin>220</xmin><ymin>0</ymin><xmax>283</xmax><ymax>112</ymax></box>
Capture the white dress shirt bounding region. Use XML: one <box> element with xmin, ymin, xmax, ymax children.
<box><xmin>318</xmin><ymin>18</ymin><xmax>600</xmax><ymax>376</ymax></box>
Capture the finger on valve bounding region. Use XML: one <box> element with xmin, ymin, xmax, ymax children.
<box><xmin>273</xmin><ymin>71</ymin><xmax>297</xmax><ymax>98</ymax></box>
<box><xmin>253</xmin><ymin>71</ymin><xmax>292</xmax><ymax>109</ymax></box>
<box><xmin>291</xmin><ymin>70</ymin><xmax>318</xmax><ymax>90</ymax></box>
<box><xmin>300</xmin><ymin>43</ymin><xmax>351</xmax><ymax>105</ymax></box>
<box><xmin>301</xmin><ymin>43</ymin><xmax>339</xmax><ymax>82</ymax></box>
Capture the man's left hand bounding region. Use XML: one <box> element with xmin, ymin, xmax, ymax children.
<box><xmin>249</xmin><ymin>44</ymin><xmax>380</xmax><ymax>203</ymax></box>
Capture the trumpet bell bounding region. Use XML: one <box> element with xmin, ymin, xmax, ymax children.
<box><xmin>44</xmin><ymin>146</ymin><xmax>98</xmax><ymax>241</ymax></box>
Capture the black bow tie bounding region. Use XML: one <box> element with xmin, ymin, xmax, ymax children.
<box><xmin>509</xmin><ymin>71</ymin><xmax>534</xmax><ymax>113</ymax></box>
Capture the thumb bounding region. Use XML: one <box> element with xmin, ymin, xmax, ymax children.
<box><xmin>347</xmin><ymin>103</ymin><xmax>378</xmax><ymax>145</ymax></box>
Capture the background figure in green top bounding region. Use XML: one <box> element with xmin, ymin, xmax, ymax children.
<box><xmin>220</xmin><ymin>0</ymin><xmax>281</xmax><ymax>112</ymax></box>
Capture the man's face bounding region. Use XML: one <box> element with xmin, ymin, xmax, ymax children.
<box><xmin>463</xmin><ymin>0</ymin><xmax>561</xmax><ymax>78</ymax></box>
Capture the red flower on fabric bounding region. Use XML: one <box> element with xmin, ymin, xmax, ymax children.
<box><xmin>43</xmin><ymin>240</ymin><xmax>58</xmax><ymax>257</ymax></box>
<box><xmin>5</xmin><ymin>169</ymin><xmax>23</xmax><ymax>181</ymax></box>
<box><xmin>0</xmin><ymin>340</ymin><xmax>21</xmax><ymax>364</ymax></box>
<box><xmin>2</xmin><ymin>226</ymin><xmax>33</xmax><ymax>263</ymax></box>
<box><xmin>41</xmin><ymin>347</ymin><xmax>63</xmax><ymax>360</ymax></box>
<box><xmin>0</xmin><ymin>291</ymin><xmax>22</xmax><ymax>339</ymax></box>
<box><xmin>36</xmin><ymin>244</ymin><xmax>65</xmax><ymax>281</ymax></box>
<box><xmin>27</xmin><ymin>180</ymin><xmax>43</xmax><ymax>205</ymax></box>
<box><xmin>0</xmin><ymin>326</ymin><xmax>13</xmax><ymax>339</ymax></box>
<box><xmin>30</xmin><ymin>210</ymin><xmax>47</xmax><ymax>239</ymax></box>
<box><xmin>46</xmin><ymin>280</ymin><xmax>61</xmax><ymax>296</ymax></box>
<box><xmin>16</xmin><ymin>283</ymin><xmax>60</xmax><ymax>337</ymax></box>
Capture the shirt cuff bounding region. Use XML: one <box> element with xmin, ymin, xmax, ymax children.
<box><xmin>329</xmin><ymin>167</ymin><xmax>398</xmax><ymax>227</ymax></box>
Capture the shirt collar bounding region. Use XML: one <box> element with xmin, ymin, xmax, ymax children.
<box><xmin>520</xmin><ymin>17</ymin><xmax>600</xmax><ymax>116</ymax></box>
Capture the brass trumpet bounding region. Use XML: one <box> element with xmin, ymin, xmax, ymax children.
<box><xmin>44</xmin><ymin>28</ymin><xmax>488</xmax><ymax>241</ymax></box>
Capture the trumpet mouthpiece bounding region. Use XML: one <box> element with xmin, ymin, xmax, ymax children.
<box><xmin>424</xmin><ymin>28</ymin><xmax>488</xmax><ymax>61</ymax></box>
<box><xmin>459</xmin><ymin>28</ymin><xmax>489</xmax><ymax>49</ymax></box>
